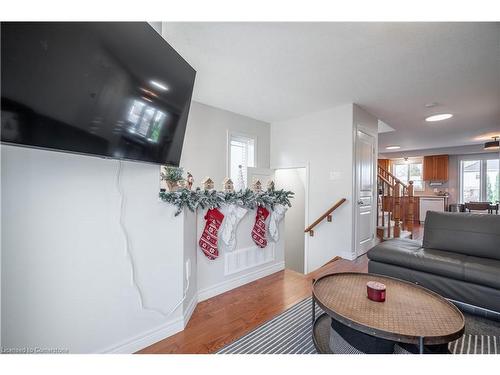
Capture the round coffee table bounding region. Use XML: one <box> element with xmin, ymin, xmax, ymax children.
<box><xmin>312</xmin><ymin>272</ymin><xmax>465</xmax><ymax>354</ymax></box>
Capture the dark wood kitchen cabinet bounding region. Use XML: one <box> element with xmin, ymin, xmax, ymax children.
<box><xmin>423</xmin><ymin>155</ymin><xmax>449</xmax><ymax>181</ymax></box>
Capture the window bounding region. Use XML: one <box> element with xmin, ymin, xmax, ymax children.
<box><xmin>127</xmin><ymin>99</ymin><xmax>166</xmax><ymax>142</ymax></box>
<box><xmin>486</xmin><ymin>159</ymin><xmax>499</xmax><ymax>202</ymax></box>
<box><xmin>228</xmin><ymin>134</ymin><xmax>255</xmax><ymax>189</ymax></box>
<box><xmin>460</xmin><ymin>158</ymin><xmax>499</xmax><ymax>203</ymax></box>
<box><xmin>391</xmin><ymin>159</ymin><xmax>424</xmax><ymax>191</ymax></box>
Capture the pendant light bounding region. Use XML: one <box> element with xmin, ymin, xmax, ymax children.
<box><xmin>484</xmin><ymin>136</ymin><xmax>499</xmax><ymax>151</ymax></box>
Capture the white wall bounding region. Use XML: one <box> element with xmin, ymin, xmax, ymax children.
<box><xmin>271</xmin><ymin>104</ymin><xmax>378</xmax><ymax>269</ymax></box>
<box><xmin>271</xmin><ymin>104</ymin><xmax>355</xmax><ymax>271</ymax></box>
<box><xmin>1</xmin><ymin>100</ymin><xmax>275</xmax><ymax>353</ymax></box>
<box><xmin>180</xmin><ymin>102</ymin><xmax>284</xmax><ymax>301</ymax></box>
<box><xmin>1</xmin><ymin>145</ymin><xmax>196</xmax><ymax>353</ymax></box>
<box><xmin>180</xmin><ymin>101</ymin><xmax>270</xmax><ymax>190</ymax></box>
<box><xmin>275</xmin><ymin>168</ymin><xmax>306</xmax><ymax>273</ymax></box>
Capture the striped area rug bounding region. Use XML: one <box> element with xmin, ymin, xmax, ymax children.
<box><xmin>217</xmin><ymin>297</ymin><xmax>500</xmax><ymax>354</ymax></box>
<box><xmin>449</xmin><ymin>333</ymin><xmax>498</xmax><ymax>354</ymax></box>
<box><xmin>218</xmin><ymin>298</ymin><xmax>317</xmax><ymax>354</ymax></box>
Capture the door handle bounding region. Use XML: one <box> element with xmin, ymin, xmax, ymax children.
<box><xmin>357</xmin><ymin>200</ymin><xmax>364</xmax><ymax>205</ymax></box>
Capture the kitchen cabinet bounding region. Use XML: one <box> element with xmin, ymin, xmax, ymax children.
<box><xmin>423</xmin><ymin>155</ymin><xmax>449</xmax><ymax>181</ymax></box>
<box><xmin>378</xmin><ymin>159</ymin><xmax>390</xmax><ymax>171</ymax></box>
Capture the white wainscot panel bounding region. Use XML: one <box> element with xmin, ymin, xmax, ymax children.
<box><xmin>224</xmin><ymin>243</ymin><xmax>275</xmax><ymax>276</ymax></box>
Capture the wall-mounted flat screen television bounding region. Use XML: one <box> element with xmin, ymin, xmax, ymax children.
<box><xmin>1</xmin><ymin>22</ymin><xmax>196</xmax><ymax>166</ymax></box>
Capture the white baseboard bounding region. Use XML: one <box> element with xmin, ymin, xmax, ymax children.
<box><xmin>102</xmin><ymin>294</ymin><xmax>199</xmax><ymax>354</ymax></box>
<box><xmin>183</xmin><ymin>294</ymin><xmax>198</xmax><ymax>328</ymax></box>
<box><xmin>101</xmin><ymin>316</ymin><xmax>184</xmax><ymax>354</ymax></box>
<box><xmin>99</xmin><ymin>261</ymin><xmax>285</xmax><ymax>353</ymax></box>
<box><xmin>198</xmin><ymin>261</ymin><xmax>285</xmax><ymax>302</ymax></box>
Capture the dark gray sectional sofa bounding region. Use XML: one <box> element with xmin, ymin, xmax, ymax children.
<box><xmin>368</xmin><ymin>211</ymin><xmax>500</xmax><ymax>312</ymax></box>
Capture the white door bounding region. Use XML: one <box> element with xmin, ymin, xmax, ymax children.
<box><xmin>355</xmin><ymin>130</ymin><xmax>376</xmax><ymax>257</ymax></box>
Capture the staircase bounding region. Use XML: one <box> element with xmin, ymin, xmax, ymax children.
<box><xmin>377</xmin><ymin>165</ymin><xmax>415</xmax><ymax>241</ymax></box>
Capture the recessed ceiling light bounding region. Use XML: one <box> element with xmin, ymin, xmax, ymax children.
<box><xmin>386</xmin><ymin>145</ymin><xmax>401</xmax><ymax>150</ymax></box>
<box><xmin>150</xmin><ymin>80</ymin><xmax>168</xmax><ymax>91</ymax></box>
<box><xmin>425</xmin><ymin>113</ymin><xmax>453</xmax><ymax>122</ymax></box>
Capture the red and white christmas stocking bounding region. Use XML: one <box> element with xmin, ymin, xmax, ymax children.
<box><xmin>199</xmin><ymin>208</ymin><xmax>224</xmax><ymax>260</ymax></box>
<box><xmin>252</xmin><ymin>206</ymin><xmax>270</xmax><ymax>248</ymax></box>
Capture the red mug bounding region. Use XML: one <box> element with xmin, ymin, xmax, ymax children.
<box><xmin>367</xmin><ymin>281</ymin><xmax>386</xmax><ymax>302</ymax></box>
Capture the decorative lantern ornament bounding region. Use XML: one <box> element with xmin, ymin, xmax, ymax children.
<box><xmin>267</xmin><ymin>180</ymin><xmax>275</xmax><ymax>191</ymax></box>
<box><xmin>252</xmin><ymin>179</ymin><xmax>262</xmax><ymax>192</ymax></box>
<box><xmin>223</xmin><ymin>177</ymin><xmax>234</xmax><ymax>192</ymax></box>
<box><xmin>187</xmin><ymin>172</ymin><xmax>194</xmax><ymax>190</ymax></box>
<box><xmin>201</xmin><ymin>177</ymin><xmax>214</xmax><ymax>191</ymax></box>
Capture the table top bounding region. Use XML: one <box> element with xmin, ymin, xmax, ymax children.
<box><xmin>312</xmin><ymin>272</ymin><xmax>465</xmax><ymax>345</ymax></box>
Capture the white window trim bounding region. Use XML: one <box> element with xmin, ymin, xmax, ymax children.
<box><xmin>459</xmin><ymin>156</ymin><xmax>499</xmax><ymax>203</ymax></box>
<box><xmin>226</xmin><ymin>130</ymin><xmax>258</xmax><ymax>184</ymax></box>
<box><xmin>390</xmin><ymin>157</ymin><xmax>425</xmax><ymax>191</ymax></box>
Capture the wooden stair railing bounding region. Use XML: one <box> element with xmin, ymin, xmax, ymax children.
<box><xmin>377</xmin><ymin>165</ymin><xmax>414</xmax><ymax>240</ymax></box>
<box><xmin>304</xmin><ymin>198</ymin><xmax>347</xmax><ymax>237</ymax></box>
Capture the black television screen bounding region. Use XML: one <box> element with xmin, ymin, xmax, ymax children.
<box><xmin>1</xmin><ymin>22</ymin><xmax>196</xmax><ymax>166</ymax></box>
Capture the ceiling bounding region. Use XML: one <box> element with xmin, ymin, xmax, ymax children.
<box><xmin>163</xmin><ymin>22</ymin><xmax>500</xmax><ymax>151</ymax></box>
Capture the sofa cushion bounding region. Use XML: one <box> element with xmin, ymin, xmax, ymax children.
<box><xmin>367</xmin><ymin>238</ymin><xmax>422</xmax><ymax>268</ymax></box>
<box><xmin>368</xmin><ymin>238</ymin><xmax>500</xmax><ymax>290</ymax></box>
<box><xmin>368</xmin><ymin>260</ymin><xmax>500</xmax><ymax>313</ymax></box>
<box><xmin>423</xmin><ymin>211</ymin><xmax>500</xmax><ymax>260</ymax></box>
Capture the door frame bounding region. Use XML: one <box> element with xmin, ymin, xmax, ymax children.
<box><xmin>271</xmin><ymin>162</ymin><xmax>310</xmax><ymax>274</ymax></box>
<box><xmin>352</xmin><ymin>127</ymin><xmax>378</xmax><ymax>260</ymax></box>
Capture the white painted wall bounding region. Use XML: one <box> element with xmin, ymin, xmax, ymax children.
<box><xmin>271</xmin><ymin>104</ymin><xmax>355</xmax><ymax>271</ymax></box>
<box><xmin>1</xmin><ymin>100</ymin><xmax>276</xmax><ymax>353</ymax></box>
<box><xmin>271</xmin><ymin>104</ymin><xmax>379</xmax><ymax>270</ymax></box>
<box><xmin>179</xmin><ymin>101</ymin><xmax>284</xmax><ymax>301</ymax></box>
<box><xmin>180</xmin><ymin>101</ymin><xmax>270</xmax><ymax>190</ymax></box>
<box><xmin>275</xmin><ymin>168</ymin><xmax>306</xmax><ymax>273</ymax></box>
<box><xmin>1</xmin><ymin>145</ymin><xmax>196</xmax><ymax>353</ymax></box>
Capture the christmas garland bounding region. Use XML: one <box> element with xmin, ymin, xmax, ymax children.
<box><xmin>159</xmin><ymin>188</ymin><xmax>294</xmax><ymax>216</ymax></box>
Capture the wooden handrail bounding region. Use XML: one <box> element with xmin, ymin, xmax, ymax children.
<box><xmin>377</xmin><ymin>163</ymin><xmax>415</xmax><ymax>240</ymax></box>
<box><xmin>378</xmin><ymin>175</ymin><xmax>394</xmax><ymax>189</ymax></box>
<box><xmin>377</xmin><ymin>165</ymin><xmax>407</xmax><ymax>189</ymax></box>
<box><xmin>304</xmin><ymin>198</ymin><xmax>346</xmax><ymax>236</ymax></box>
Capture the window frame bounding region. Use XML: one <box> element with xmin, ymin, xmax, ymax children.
<box><xmin>226</xmin><ymin>131</ymin><xmax>257</xmax><ymax>188</ymax></box>
<box><xmin>390</xmin><ymin>158</ymin><xmax>424</xmax><ymax>191</ymax></box>
<box><xmin>459</xmin><ymin>156</ymin><xmax>500</xmax><ymax>203</ymax></box>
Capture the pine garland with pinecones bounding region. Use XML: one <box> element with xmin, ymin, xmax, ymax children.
<box><xmin>159</xmin><ymin>187</ymin><xmax>294</xmax><ymax>216</ymax></box>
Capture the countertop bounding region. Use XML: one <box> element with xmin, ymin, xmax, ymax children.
<box><xmin>415</xmin><ymin>195</ymin><xmax>449</xmax><ymax>198</ymax></box>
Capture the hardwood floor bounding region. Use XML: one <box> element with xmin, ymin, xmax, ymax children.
<box><xmin>137</xmin><ymin>255</ymin><xmax>368</xmax><ymax>354</ymax></box>
<box><xmin>138</xmin><ymin>223</ymin><xmax>423</xmax><ymax>354</ymax></box>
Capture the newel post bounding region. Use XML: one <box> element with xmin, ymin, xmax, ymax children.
<box><xmin>407</xmin><ymin>181</ymin><xmax>414</xmax><ymax>239</ymax></box>
<box><xmin>394</xmin><ymin>180</ymin><xmax>401</xmax><ymax>238</ymax></box>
